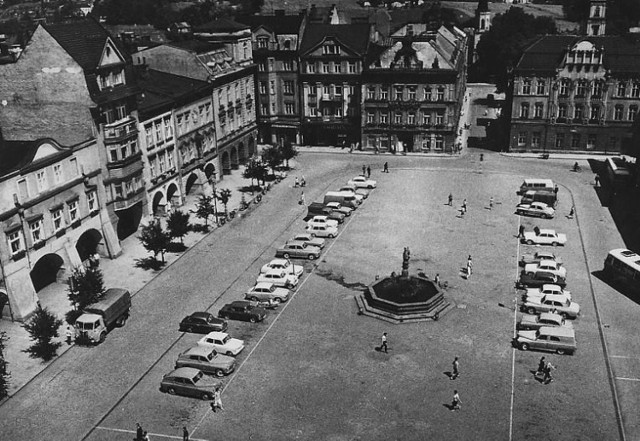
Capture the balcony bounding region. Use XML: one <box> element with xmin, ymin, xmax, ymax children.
<box><xmin>113</xmin><ymin>188</ymin><xmax>145</xmax><ymax>211</ymax></box>
<box><xmin>103</xmin><ymin>116</ymin><xmax>138</xmax><ymax>143</ymax></box>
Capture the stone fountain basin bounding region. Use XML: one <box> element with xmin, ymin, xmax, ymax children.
<box><xmin>364</xmin><ymin>274</ymin><xmax>443</xmax><ymax>315</ymax></box>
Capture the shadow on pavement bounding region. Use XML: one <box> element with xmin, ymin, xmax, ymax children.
<box><xmin>592</xmin><ymin>269</ymin><xmax>640</xmax><ymax>306</ymax></box>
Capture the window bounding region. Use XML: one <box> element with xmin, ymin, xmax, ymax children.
<box><xmin>380</xmin><ymin>88</ymin><xmax>388</xmax><ymax>100</ymax></box>
<box><xmin>334</xmin><ymin>85</ymin><xmax>342</xmax><ymax>96</ymax></box>
<box><xmin>559</xmin><ymin>80</ymin><xmax>569</xmax><ymax>96</ymax></box>
<box><xmin>555</xmin><ymin>133</ymin><xmax>564</xmax><ymax>148</ymax></box>
<box><xmin>283</xmin><ymin>60</ymin><xmax>293</xmax><ymax>71</ymax></box>
<box><xmin>68</xmin><ymin>200</ymin><xmax>78</xmax><ymax>221</ymax></box>
<box><xmin>155</xmin><ymin>123</ymin><xmax>163</xmax><ymax>144</ymax></box>
<box><xmin>422</xmin><ymin>113</ymin><xmax>431</xmax><ymax>126</ymax></box>
<box><xmin>367</xmin><ymin>87</ymin><xmax>375</xmax><ymax>100</ymax></box>
<box><xmin>323</xmin><ymin>85</ymin><xmax>330</xmax><ymax>96</ymax></box>
<box><xmin>29</xmin><ymin>218</ymin><xmax>43</xmax><ymax>243</ymax></box>
<box><xmin>576</xmin><ymin>80</ymin><xmax>587</xmax><ymax>97</ymax></box>
<box><xmin>435</xmin><ymin>136</ymin><xmax>444</xmax><ymax>150</ymax></box>
<box><xmin>522</xmin><ymin>79</ymin><xmax>531</xmax><ymax>94</ymax></box>
<box><xmin>308</xmin><ymin>85</ymin><xmax>316</xmax><ymax>96</ymax></box>
<box><xmin>408</xmin><ymin>88</ymin><xmax>416</xmax><ymax>101</ymax></box>
<box><xmin>394</xmin><ymin>87</ymin><xmax>403</xmax><ymax>101</ymax></box>
<box><xmin>437</xmin><ymin>87</ymin><xmax>445</xmax><ymax>101</ymax></box>
<box><xmin>574</xmin><ymin>105</ymin><xmax>583</xmax><ymax>120</ymax></box>
<box><xmin>520</xmin><ymin>103</ymin><xmax>530</xmax><ymax>119</ymax></box>
<box><xmin>283</xmin><ymin>81</ymin><xmax>294</xmax><ymax>95</ymax></box>
<box><xmin>590</xmin><ymin>105</ymin><xmax>600</xmax><ymax>120</ymax></box>
<box><xmin>69</xmin><ymin>158</ymin><xmax>78</xmax><ymax>177</ymax></box>
<box><xmin>259</xmin><ymin>82</ymin><xmax>267</xmax><ymax>94</ymax></box>
<box><xmin>17</xmin><ymin>178</ymin><xmax>28</xmax><ymax>200</ymax></box>
<box><xmin>260</xmin><ymin>104</ymin><xmax>268</xmax><ymax>116</ymax></box>
<box><xmin>322</xmin><ymin>63</ymin><xmax>330</xmax><ymax>73</ymax></box>
<box><xmin>257</xmin><ymin>37</ymin><xmax>268</xmax><ymax>48</ymax></box>
<box><xmin>587</xmin><ymin>134</ymin><xmax>597</xmax><ymax>149</ymax></box>
<box><xmin>367</xmin><ymin>112</ymin><xmax>374</xmax><ymax>124</ymax></box>
<box><xmin>53</xmin><ymin>164</ymin><xmax>63</xmax><ymax>184</ymax></box>
<box><xmin>285</xmin><ymin>103</ymin><xmax>295</xmax><ymax>114</ymax></box>
<box><xmin>633</xmin><ymin>83</ymin><xmax>640</xmax><ymax>98</ymax></box>
<box><xmin>145</xmin><ymin>125</ymin><xmax>154</xmax><ymax>146</ymax></box>
<box><xmin>536</xmin><ymin>81</ymin><xmax>545</xmax><ymax>95</ymax></box>
<box><xmin>408</xmin><ymin>113</ymin><xmax>415</xmax><ymax>125</ymax></box>
<box><xmin>271</xmin><ymin>102</ymin><xmax>276</xmax><ymax>114</ymax></box>
<box><xmin>269</xmin><ymin>81</ymin><xmax>275</xmax><ymax>95</ymax></box>
<box><xmin>348</xmin><ymin>62</ymin><xmax>356</xmax><ymax>73</ymax></box>
<box><xmin>531</xmin><ymin>132</ymin><xmax>541</xmax><ymax>148</ymax></box>
<box><xmin>258</xmin><ymin>62</ymin><xmax>266</xmax><ymax>72</ymax></box>
<box><xmin>380</xmin><ymin>112</ymin><xmax>388</xmax><ymax>124</ymax></box>
<box><xmin>323</xmin><ymin>44</ymin><xmax>338</xmax><ymax>55</ymax></box>
<box><xmin>115</xmin><ymin>103</ymin><xmax>127</xmax><ymax>120</ymax></box>
<box><xmin>307</xmin><ymin>63</ymin><xmax>315</xmax><ymax>73</ymax></box>
<box><xmin>7</xmin><ymin>230</ymin><xmax>23</xmax><ymax>254</ymax></box>
<box><xmin>334</xmin><ymin>63</ymin><xmax>341</xmax><ymax>73</ymax></box>
<box><xmin>36</xmin><ymin>170</ymin><xmax>47</xmax><ymax>193</ymax></box>
<box><xmin>424</xmin><ymin>88</ymin><xmax>432</xmax><ymax>101</ymax></box>
<box><xmin>518</xmin><ymin>132</ymin><xmax>527</xmax><ymax>146</ymax></box>
<box><xmin>615</xmin><ymin>105</ymin><xmax>624</xmax><ymax>120</ymax></box>
<box><xmin>617</xmin><ymin>81</ymin><xmax>626</xmax><ymax>97</ymax></box>
<box><xmin>167</xmin><ymin>149</ymin><xmax>175</xmax><ymax>170</ymax></box>
<box><xmin>52</xmin><ymin>208</ymin><xmax>64</xmax><ymax>231</ymax></box>
<box><xmin>534</xmin><ymin>103</ymin><xmax>543</xmax><ymax>118</ymax></box>
<box><xmin>592</xmin><ymin>81</ymin><xmax>603</xmax><ymax>97</ymax></box>
<box><xmin>436</xmin><ymin>112</ymin><xmax>444</xmax><ymax>125</ymax></box>
<box><xmin>394</xmin><ymin>112</ymin><xmax>402</xmax><ymax>124</ymax></box>
<box><xmin>558</xmin><ymin>104</ymin><xmax>567</xmax><ymax>118</ymax></box>
<box><xmin>629</xmin><ymin>105</ymin><xmax>638</xmax><ymax>121</ymax></box>
<box><xmin>102</xmin><ymin>106</ymin><xmax>115</xmax><ymax>124</ymax></box>
<box><xmin>334</xmin><ymin>107</ymin><xmax>343</xmax><ymax>117</ymax></box>
<box><xmin>571</xmin><ymin>133</ymin><xmax>581</xmax><ymax>148</ymax></box>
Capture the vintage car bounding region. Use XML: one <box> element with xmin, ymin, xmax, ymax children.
<box><xmin>255</xmin><ymin>269</ymin><xmax>298</xmax><ymax>289</ymax></box>
<box><xmin>245</xmin><ymin>282</ymin><xmax>291</xmax><ymax>303</ymax></box>
<box><xmin>307</xmin><ymin>215</ymin><xmax>339</xmax><ymax>228</ymax></box>
<box><xmin>275</xmin><ymin>241</ymin><xmax>321</xmax><ymax>260</ymax></box>
<box><xmin>524</xmin><ymin>260</ymin><xmax>567</xmax><ymax>278</ymax></box>
<box><xmin>306</xmin><ymin>223</ymin><xmax>338</xmax><ymax>238</ymax></box>
<box><xmin>515</xmin><ymin>326</ymin><xmax>576</xmax><ymax>355</ymax></box>
<box><xmin>218</xmin><ymin>301</ymin><xmax>267</xmax><ymax>323</ymax></box>
<box><xmin>522</xmin><ymin>229</ymin><xmax>567</xmax><ymax>246</ymax></box>
<box><xmin>347</xmin><ymin>176</ymin><xmax>377</xmax><ymax>189</ymax></box>
<box><xmin>197</xmin><ymin>331</ymin><xmax>245</xmax><ymax>356</ymax></box>
<box><xmin>523</xmin><ymin>284</ymin><xmax>572</xmax><ymax>302</ymax></box>
<box><xmin>517</xmin><ymin>270</ymin><xmax>567</xmax><ymax>289</ymax></box>
<box><xmin>179</xmin><ymin>312</ymin><xmax>227</xmax><ymax>334</ymax></box>
<box><xmin>521</xmin><ymin>294</ymin><xmax>580</xmax><ymax>319</ymax></box>
<box><xmin>517</xmin><ymin>312</ymin><xmax>573</xmax><ymax>331</ymax></box>
<box><xmin>515</xmin><ymin>202</ymin><xmax>555</xmax><ymax>219</ymax></box>
<box><xmin>519</xmin><ymin>251</ymin><xmax>563</xmax><ymax>267</ymax></box>
<box><xmin>291</xmin><ymin>233</ymin><xmax>326</xmax><ymax>249</ymax></box>
<box><xmin>260</xmin><ymin>258</ymin><xmax>304</xmax><ymax>277</ymax></box>
<box><xmin>175</xmin><ymin>346</ymin><xmax>236</xmax><ymax>377</ymax></box>
<box><xmin>160</xmin><ymin>367</ymin><xmax>220</xmax><ymax>400</ymax></box>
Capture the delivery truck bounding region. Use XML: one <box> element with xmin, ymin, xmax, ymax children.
<box><xmin>74</xmin><ymin>288</ymin><xmax>131</xmax><ymax>344</ymax></box>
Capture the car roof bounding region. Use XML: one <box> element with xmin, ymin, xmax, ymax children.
<box><xmin>538</xmin><ymin>326</ymin><xmax>575</xmax><ymax>337</ymax></box>
<box><xmin>542</xmin><ymin>294</ymin><xmax>569</xmax><ymax>301</ymax></box>
<box><xmin>229</xmin><ymin>301</ymin><xmax>252</xmax><ymax>307</ymax></box>
<box><xmin>183</xmin><ymin>346</ymin><xmax>213</xmax><ymax>357</ymax></box>
<box><xmin>537</xmin><ymin>251</ymin><xmax>555</xmax><ymax>257</ymax></box>
<box><xmin>189</xmin><ymin>311</ymin><xmax>212</xmax><ymax>320</ymax></box>
<box><xmin>268</xmin><ymin>258</ymin><xmax>288</xmax><ymax>265</ymax></box>
<box><xmin>538</xmin><ymin>260</ymin><xmax>558</xmax><ymax>265</ymax></box>
<box><xmin>311</xmin><ymin>215</ymin><xmax>328</xmax><ymax>220</ymax></box>
<box><xmin>294</xmin><ymin>233</ymin><xmax>311</xmax><ymax>238</ymax></box>
<box><xmin>286</xmin><ymin>240</ymin><xmax>306</xmax><ymax>246</ymax></box>
<box><xmin>255</xmin><ymin>281</ymin><xmax>276</xmax><ymax>288</ymax></box>
<box><xmin>539</xmin><ymin>312</ymin><xmax>562</xmax><ymax>321</ymax></box>
<box><xmin>203</xmin><ymin>331</ymin><xmax>227</xmax><ymax>339</ymax></box>
<box><xmin>541</xmin><ymin>284</ymin><xmax>562</xmax><ymax>290</ymax></box>
<box><xmin>539</xmin><ymin>229</ymin><xmax>556</xmax><ymax>234</ymax></box>
<box><xmin>168</xmin><ymin>367</ymin><xmax>201</xmax><ymax>378</ymax></box>
<box><xmin>531</xmin><ymin>201</ymin><xmax>549</xmax><ymax>207</ymax></box>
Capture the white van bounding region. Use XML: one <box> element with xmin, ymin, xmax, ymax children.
<box><xmin>323</xmin><ymin>191</ymin><xmax>359</xmax><ymax>209</ymax></box>
<box><xmin>518</xmin><ymin>179</ymin><xmax>556</xmax><ymax>195</ymax></box>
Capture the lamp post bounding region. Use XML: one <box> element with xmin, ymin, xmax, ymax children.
<box><xmin>208</xmin><ymin>174</ymin><xmax>219</xmax><ymax>226</ymax></box>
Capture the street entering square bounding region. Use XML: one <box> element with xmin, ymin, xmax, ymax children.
<box><xmin>1</xmin><ymin>151</ymin><xmax>637</xmax><ymax>441</ymax></box>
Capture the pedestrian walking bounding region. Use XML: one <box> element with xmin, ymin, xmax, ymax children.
<box><xmin>568</xmin><ymin>206</ymin><xmax>575</xmax><ymax>219</ymax></box>
<box><xmin>367</xmin><ymin>166</ymin><xmax>371</xmax><ymax>178</ymax></box>
<box><xmin>300</xmin><ymin>176</ymin><xmax>306</xmax><ymax>187</ymax></box>
<box><xmin>451</xmin><ymin>357</ymin><xmax>460</xmax><ymax>380</ymax></box>
<box><xmin>489</xmin><ymin>197</ymin><xmax>494</xmax><ymax>210</ymax></box>
<box><xmin>299</xmin><ymin>191</ymin><xmax>305</xmax><ymax>205</ymax></box>
<box><xmin>594</xmin><ymin>174</ymin><xmax>600</xmax><ymax>187</ymax></box>
<box><xmin>383</xmin><ymin>162</ymin><xmax>389</xmax><ymax>173</ymax></box>
<box><xmin>536</xmin><ymin>357</ymin><xmax>546</xmax><ymax>375</ymax></box>
<box><xmin>65</xmin><ymin>324</ymin><xmax>73</xmax><ymax>345</ymax></box>
<box><xmin>142</xmin><ymin>432</ymin><xmax>150</xmax><ymax>441</ymax></box>
<box><xmin>462</xmin><ymin>199</ymin><xmax>467</xmax><ymax>212</ymax></box>
<box><xmin>211</xmin><ymin>385</ymin><xmax>224</xmax><ymax>412</ymax></box>
<box><xmin>380</xmin><ymin>332</ymin><xmax>388</xmax><ymax>353</ymax></box>
<box><xmin>451</xmin><ymin>390</ymin><xmax>462</xmax><ymax>411</ymax></box>
<box><xmin>362</xmin><ymin>165</ymin><xmax>366</xmax><ymax>176</ymax></box>
<box><xmin>294</xmin><ymin>177</ymin><xmax>299</xmax><ymax>187</ymax></box>
<box><xmin>518</xmin><ymin>225</ymin><xmax>525</xmax><ymax>238</ymax></box>
<box><xmin>466</xmin><ymin>255</ymin><xmax>473</xmax><ymax>277</ymax></box>
<box><xmin>543</xmin><ymin>361</ymin><xmax>555</xmax><ymax>384</ymax></box>
<box><xmin>182</xmin><ymin>426</ymin><xmax>189</xmax><ymax>441</ymax></box>
<box><xmin>136</xmin><ymin>423</ymin><xmax>144</xmax><ymax>441</ymax></box>
<box><xmin>448</xmin><ymin>193</ymin><xmax>453</xmax><ymax>206</ymax></box>
<box><xmin>434</xmin><ymin>273</ymin><xmax>440</xmax><ymax>287</ymax></box>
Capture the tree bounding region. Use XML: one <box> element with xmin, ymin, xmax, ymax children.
<box><xmin>66</xmin><ymin>266</ymin><xmax>105</xmax><ymax>325</ymax></box>
<box><xmin>473</xmin><ymin>7</ymin><xmax>557</xmax><ymax>91</ymax></box>
<box><xmin>243</xmin><ymin>160</ymin><xmax>263</xmax><ymax>189</ymax></box>
<box><xmin>216</xmin><ymin>189</ymin><xmax>232</xmax><ymax>216</ymax></box>
<box><xmin>193</xmin><ymin>195</ymin><xmax>216</xmax><ymax>227</ymax></box>
<box><xmin>139</xmin><ymin>221</ymin><xmax>171</xmax><ymax>263</ymax></box>
<box><xmin>0</xmin><ymin>331</ymin><xmax>10</xmax><ymax>399</ymax></box>
<box><xmin>167</xmin><ymin>210</ymin><xmax>190</xmax><ymax>244</ymax></box>
<box><xmin>261</xmin><ymin>145</ymin><xmax>283</xmax><ymax>176</ymax></box>
<box><xmin>280</xmin><ymin>141</ymin><xmax>299</xmax><ymax>169</ymax></box>
<box><xmin>22</xmin><ymin>305</ymin><xmax>62</xmax><ymax>362</ymax></box>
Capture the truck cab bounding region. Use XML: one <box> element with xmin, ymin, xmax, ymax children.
<box><xmin>74</xmin><ymin>288</ymin><xmax>131</xmax><ymax>344</ymax></box>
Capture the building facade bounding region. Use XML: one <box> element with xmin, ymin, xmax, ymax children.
<box><xmin>362</xmin><ymin>25</ymin><xmax>468</xmax><ymax>153</ymax></box>
<box><xmin>299</xmin><ymin>23</ymin><xmax>371</xmax><ymax>147</ymax></box>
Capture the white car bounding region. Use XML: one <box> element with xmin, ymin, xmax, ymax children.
<box><xmin>198</xmin><ymin>331</ymin><xmax>245</xmax><ymax>356</ymax></box>
<box><xmin>337</xmin><ymin>188</ymin><xmax>364</xmax><ymax>203</ymax></box>
<box><xmin>339</xmin><ymin>185</ymin><xmax>369</xmax><ymax>199</ymax></box>
<box><xmin>306</xmin><ymin>223</ymin><xmax>338</xmax><ymax>238</ymax></box>
<box><xmin>515</xmin><ymin>202</ymin><xmax>555</xmax><ymax>219</ymax></box>
<box><xmin>524</xmin><ymin>260</ymin><xmax>567</xmax><ymax>278</ymax></box>
<box><xmin>255</xmin><ymin>270</ymin><xmax>298</xmax><ymax>288</ymax></box>
<box><xmin>523</xmin><ymin>229</ymin><xmax>567</xmax><ymax>246</ymax></box>
<box><xmin>524</xmin><ymin>284</ymin><xmax>572</xmax><ymax>302</ymax></box>
<box><xmin>325</xmin><ymin>201</ymin><xmax>353</xmax><ymax>216</ymax></box>
<box><xmin>292</xmin><ymin>233</ymin><xmax>326</xmax><ymax>249</ymax></box>
<box><xmin>348</xmin><ymin>176</ymin><xmax>377</xmax><ymax>189</ymax></box>
<box><xmin>245</xmin><ymin>281</ymin><xmax>291</xmax><ymax>302</ymax></box>
<box><xmin>307</xmin><ymin>215</ymin><xmax>338</xmax><ymax>228</ymax></box>
<box><xmin>260</xmin><ymin>258</ymin><xmax>304</xmax><ymax>278</ymax></box>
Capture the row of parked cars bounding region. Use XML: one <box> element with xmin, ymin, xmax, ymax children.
<box><xmin>159</xmin><ymin>174</ymin><xmax>377</xmax><ymax>400</ymax></box>
<box><xmin>514</xmin><ymin>178</ymin><xmax>559</xmax><ymax>220</ymax></box>
<box><xmin>513</xmin><ymin>179</ymin><xmax>579</xmax><ymax>356</ymax></box>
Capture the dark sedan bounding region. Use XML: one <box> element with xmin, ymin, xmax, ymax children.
<box><xmin>516</xmin><ymin>270</ymin><xmax>567</xmax><ymax>289</ymax></box>
<box><xmin>218</xmin><ymin>301</ymin><xmax>267</xmax><ymax>323</ymax></box>
<box><xmin>179</xmin><ymin>312</ymin><xmax>228</xmax><ymax>334</ymax></box>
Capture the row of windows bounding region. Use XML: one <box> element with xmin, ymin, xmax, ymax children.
<box><xmin>519</xmin><ymin>102</ymin><xmax>638</xmax><ymax>121</ymax></box>
<box><xmin>16</xmin><ymin>158</ymin><xmax>79</xmax><ymax>201</ymax></box>
<box><xmin>366</xmin><ymin>110</ymin><xmax>447</xmax><ymax>126</ymax></box>
<box><xmin>366</xmin><ymin>135</ymin><xmax>445</xmax><ymax>150</ymax></box>
<box><xmin>256</xmin><ymin>37</ymin><xmax>294</xmax><ymax>50</ymax></box>
<box><xmin>148</xmin><ymin>148</ymin><xmax>176</xmax><ymax>179</ymax></box>
<box><xmin>259</xmin><ymin>80</ymin><xmax>295</xmax><ymax>95</ymax></box>
<box><xmin>110</xmin><ymin>175</ymin><xmax>143</xmax><ymax>201</ymax></box>
<box><xmin>100</xmin><ymin>101</ymin><xmax>129</xmax><ymax>125</ymax></box>
<box><xmin>307</xmin><ymin>84</ymin><xmax>356</xmax><ymax>97</ymax></box>
<box><xmin>97</xmin><ymin>68</ymin><xmax>125</xmax><ymax>91</ymax></box>
<box><xmin>517</xmin><ymin>131</ymin><xmax>615</xmax><ymax>150</ymax></box>
<box><xmin>259</xmin><ymin>103</ymin><xmax>296</xmax><ymax>116</ymax></box>
<box><xmin>520</xmin><ymin>78</ymin><xmax>640</xmax><ymax>98</ymax></box>
<box><xmin>366</xmin><ymin>85</ymin><xmax>448</xmax><ymax>102</ymax></box>
<box><xmin>216</xmin><ymin>79</ymin><xmax>253</xmax><ymax>107</ymax></box>
<box><xmin>6</xmin><ymin>193</ymin><xmax>96</xmax><ymax>255</ymax></box>
<box><xmin>144</xmin><ymin>117</ymin><xmax>174</xmax><ymax>149</ymax></box>
<box><xmin>303</xmin><ymin>61</ymin><xmax>358</xmax><ymax>74</ymax></box>
<box><xmin>258</xmin><ymin>59</ymin><xmax>296</xmax><ymax>72</ymax></box>
<box><xmin>108</xmin><ymin>138</ymin><xmax>139</xmax><ymax>163</ymax></box>
<box><xmin>176</xmin><ymin>104</ymin><xmax>213</xmax><ymax>137</ymax></box>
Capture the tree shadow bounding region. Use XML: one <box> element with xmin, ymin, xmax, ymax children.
<box><xmin>134</xmin><ymin>257</ymin><xmax>166</xmax><ymax>271</ymax></box>
<box><xmin>167</xmin><ymin>242</ymin><xmax>187</xmax><ymax>253</ymax></box>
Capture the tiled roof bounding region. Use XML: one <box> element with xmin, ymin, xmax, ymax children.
<box><xmin>136</xmin><ymin>68</ymin><xmax>210</xmax><ymax>119</ymax></box>
<box><xmin>235</xmin><ymin>14</ymin><xmax>304</xmax><ymax>34</ymax></box>
<box><xmin>516</xmin><ymin>35</ymin><xmax>640</xmax><ymax>74</ymax></box>
<box><xmin>0</xmin><ymin>139</ymin><xmax>39</xmax><ymax>175</ymax></box>
<box><xmin>193</xmin><ymin>18</ymin><xmax>249</xmax><ymax>33</ymax></box>
<box><xmin>44</xmin><ymin>17</ymin><xmax>115</xmax><ymax>71</ymax></box>
<box><xmin>168</xmin><ymin>39</ymin><xmax>224</xmax><ymax>54</ymax></box>
<box><xmin>300</xmin><ymin>23</ymin><xmax>370</xmax><ymax>55</ymax></box>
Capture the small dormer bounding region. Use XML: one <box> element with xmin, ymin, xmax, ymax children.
<box><xmin>565</xmin><ymin>40</ymin><xmax>603</xmax><ymax>67</ymax></box>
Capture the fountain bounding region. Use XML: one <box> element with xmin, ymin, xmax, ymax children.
<box><xmin>355</xmin><ymin>247</ymin><xmax>451</xmax><ymax>323</ymax></box>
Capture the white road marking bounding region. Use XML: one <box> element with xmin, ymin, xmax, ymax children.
<box><xmin>611</xmin><ymin>355</ymin><xmax>640</xmax><ymax>359</ymax></box>
<box><xmin>615</xmin><ymin>377</ymin><xmax>640</xmax><ymax>382</ymax></box>
<box><xmin>95</xmin><ymin>426</ymin><xmax>208</xmax><ymax>440</ymax></box>
<box><xmin>509</xmin><ymin>217</ymin><xmax>523</xmax><ymax>441</ymax></box>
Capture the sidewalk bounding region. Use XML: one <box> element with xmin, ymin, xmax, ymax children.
<box><xmin>0</xmin><ymin>168</ymin><xmax>278</xmax><ymax>398</ymax></box>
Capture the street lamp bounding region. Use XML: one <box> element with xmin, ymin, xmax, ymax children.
<box><xmin>208</xmin><ymin>174</ymin><xmax>219</xmax><ymax>226</ymax></box>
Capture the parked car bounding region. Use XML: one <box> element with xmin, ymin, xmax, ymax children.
<box><xmin>515</xmin><ymin>202</ymin><xmax>555</xmax><ymax>219</ymax></box>
<box><xmin>519</xmin><ymin>251</ymin><xmax>563</xmax><ymax>267</ymax></box>
<box><xmin>218</xmin><ymin>301</ymin><xmax>267</xmax><ymax>323</ymax></box>
<box><xmin>306</xmin><ymin>202</ymin><xmax>345</xmax><ymax>224</ymax></box>
<box><xmin>517</xmin><ymin>270</ymin><xmax>567</xmax><ymax>289</ymax></box>
<box><xmin>160</xmin><ymin>367</ymin><xmax>220</xmax><ymax>400</ymax></box>
<box><xmin>524</xmin><ymin>260</ymin><xmax>567</xmax><ymax>278</ymax></box>
<box><xmin>338</xmin><ymin>184</ymin><xmax>370</xmax><ymax>199</ymax></box>
<box><xmin>521</xmin><ymin>294</ymin><xmax>580</xmax><ymax>319</ymax></box>
<box><xmin>517</xmin><ymin>312</ymin><xmax>573</xmax><ymax>331</ymax></box>
<box><xmin>179</xmin><ymin>312</ymin><xmax>227</xmax><ymax>334</ymax></box>
<box><xmin>515</xmin><ymin>326</ymin><xmax>576</xmax><ymax>355</ymax></box>
<box><xmin>307</xmin><ymin>215</ymin><xmax>339</xmax><ymax>228</ymax></box>
<box><xmin>255</xmin><ymin>269</ymin><xmax>298</xmax><ymax>289</ymax></box>
<box><xmin>246</xmin><ymin>282</ymin><xmax>292</xmax><ymax>303</ymax></box>
<box><xmin>348</xmin><ymin>176</ymin><xmax>377</xmax><ymax>189</ymax></box>
<box><xmin>197</xmin><ymin>331</ymin><xmax>245</xmax><ymax>356</ymax></box>
<box><xmin>291</xmin><ymin>233</ymin><xmax>326</xmax><ymax>249</ymax></box>
<box><xmin>306</xmin><ymin>223</ymin><xmax>338</xmax><ymax>238</ymax></box>
<box><xmin>522</xmin><ymin>229</ymin><xmax>567</xmax><ymax>246</ymax></box>
<box><xmin>523</xmin><ymin>284</ymin><xmax>572</xmax><ymax>302</ymax></box>
<box><xmin>336</xmin><ymin>187</ymin><xmax>364</xmax><ymax>203</ymax></box>
<box><xmin>175</xmin><ymin>346</ymin><xmax>236</xmax><ymax>377</ymax></box>
<box><xmin>260</xmin><ymin>258</ymin><xmax>304</xmax><ymax>277</ymax></box>
<box><xmin>325</xmin><ymin>201</ymin><xmax>353</xmax><ymax>215</ymax></box>
<box><xmin>275</xmin><ymin>241</ymin><xmax>321</xmax><ymax>260</ymax></box>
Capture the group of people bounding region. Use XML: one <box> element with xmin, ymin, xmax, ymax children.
<box><xmin>294</xmin><ymin>176</ymin><xmax>306</xmax><ymax>188</ymax></box>
<box><xmin>536</xmin><ymin>357</ymin><xmax>556</xmax><ymax>384</ymax></box>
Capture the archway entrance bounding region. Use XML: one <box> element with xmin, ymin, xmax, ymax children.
<box><xmin>76</xmin><ymin>228</ymin><xmax>103</xmax><ymax>262</ymax></box>
<box><xmin>248</xmin><ymin>137</ymin><xmax>255</xmax><ymax>156</ymax></box>
<box><xmin>185</xmin><ymin>173</ymin><xmax>200</xmax><ymax>195</ymax></box>
<box><xmin>30</xmin><ymin>253</ymin><xmax>64</xmax><ymax>292</ymax></box>
<box><xmin>204</xmin><ymin>162</ymin><xmax>216</xmax><ymax>180</ymax></box>
<box><xmin>166</xmin><ymin>183</ymin><xmax>179</xmax><ymax>210</ymax></box>
<box><xmin>230</xmin><ymin>147</ymin><xmax>239</xmax><ymax>170</ymax></box>
<box><xmin>152</xmin><ymin>191</ymin><xmax>166</xmax><ymax>217</ymax></box>
<box><xmin>221</xmin><ymin>151</ymin><xmax>231</xmax><ymax>175</ymax></box>
<box><xmin>116</xmin><ymin>202</ymin><xmax>143</xmax><ymax>240</ymax></box>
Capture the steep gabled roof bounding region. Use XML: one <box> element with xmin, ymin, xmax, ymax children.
<box><xmin>0</xmin><ymin>139</ymin><xmax>70</xmax><ymax>176</ymax></box>
<box><xmin>235</xmin><ymin>14</ymin><xmax>304</xmax><ymax>35</ymax></box>
<box><xmin>44</xmin><ymin>17</ymin><xmax>120</xmax><ymax>71</ymax></box>
<box><xmin>300</xmin><ymin>23</ymin><xmax>370</xmax><ymax>56</ymax></box>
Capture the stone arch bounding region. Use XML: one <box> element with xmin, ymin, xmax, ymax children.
<box><xmin>221</xmin><ymin>151</ymin><xmax>231</xmax><ymax>175</ymax></box>
<box><xmin>75</xmin><ymin>228</ymin><xmax>103</xmax><ymax>262</ymax></box>
<box><xmin>166</xmin><ymin>183</ymin><xmax>180</xmax><ymax>209</ymax></box>
<box><xmin>152</xmin><ymin>191</ymin><xmax>166</xmax><ymax>217</ymax></box>
<box><xmin>30</xmin><ymin>253</ymin><xmax>64</xmax><ymax>292</ymax></box>
<box><xmin>230</xmin><ymin>146</ymin><xmax>239</xmax><ymax>170</ymax></box>
<box><xmin>116</xmin><ymin>201</ymin><xmax>143</xmax><ymax>240</ymax></box>
<box><xmin>185</xmin><ymin>172</ymin><xmax>200</xmax><ymax>195</ymax></box>
<box><xmin>204</xmin><ymin>162</ymin><xmax>216</xmax><ymax>180</ymax></box>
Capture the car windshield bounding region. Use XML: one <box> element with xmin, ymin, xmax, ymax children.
<box><xmin>222</xmin><ymin>335</ymin><xmax>230</xmax><ymax>344</ymax></box>
<box><xmin>192</xmin><ymin>371</ymin><xmax>203</xmax><ymax>383</ymax></box>
<box><xmin>205</xmin><ymin>351</ymin><xmax>215</xmax><ymax>361</ymax></box>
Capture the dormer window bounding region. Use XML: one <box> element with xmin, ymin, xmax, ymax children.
<box><xmin>98</xmin><ymin>68</ymin><xmax>125</xmax><ymax>90</ymax></box>
<box><xmin>257</xmin><ymin>37</ymin><xmax>269</xmax><ymax>49</ymax></box>
<box><xmin>323</xmin><ymin>43</ymin><xmax>338</xmax><ymax>55</ymax></box>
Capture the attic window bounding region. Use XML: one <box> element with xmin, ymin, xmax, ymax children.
<box><xmin>106</xmin><ymin>47</ymin><xmax>111</xmax><ymax>57</ymax></box>
<box><xmin>283</xmin><ymin>39</ymin><xmax>291</xmax><ymax>50</ymax></box>
<box><xmin>323</xmin><ymin>44</ymin><xmax>338</xmax><ymax>55</ymax></box>
<box><xmin>258</xmin><ymin>37</ymin><xmax>269</xmax><ymax>49</ymax></box>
